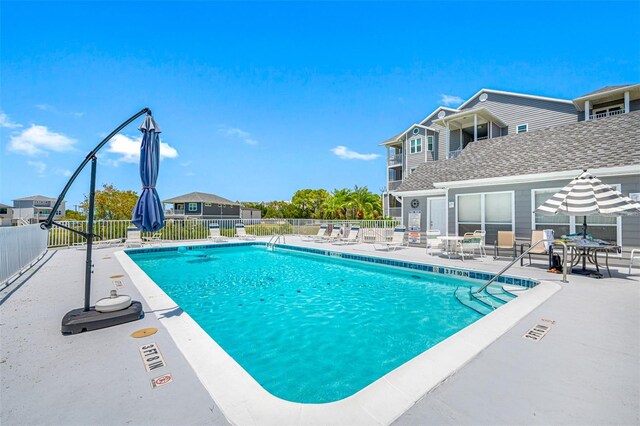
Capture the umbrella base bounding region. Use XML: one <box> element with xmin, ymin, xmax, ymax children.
<box><xmin>61</xmin><ymin>301</ymin><xmax>143</xmax><ymax>334</ymax></box>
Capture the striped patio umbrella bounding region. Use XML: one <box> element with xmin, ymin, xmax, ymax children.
<box><xmin>535</xmin><ymin>170</ymin><xmax>640</xmax><ymax>238</ymax></box>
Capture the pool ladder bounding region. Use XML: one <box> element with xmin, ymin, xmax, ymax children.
<box><xmin>267</xmin><ymin>234</ymin><xmax>285</xmax><ymax>251</ymax></box>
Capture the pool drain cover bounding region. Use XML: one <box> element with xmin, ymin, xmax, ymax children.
<box><xmin>131</xmin><ymin>328</ymin><xmax>158</xmax><ymax>338</ymax></box>
<box><xmin>523</xmin><ymin>323</ymin><xmax>551</xmax><ymax>342</ymax></box>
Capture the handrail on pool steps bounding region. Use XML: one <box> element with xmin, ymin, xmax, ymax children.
<box><xmin>473</xmin><ymin>239</ymin><xmax>568</xmax><ymax>295</ymax></box>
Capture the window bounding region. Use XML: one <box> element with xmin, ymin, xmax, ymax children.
<box><xmin>204</xmin><ymin>203</ymin><xmax>212</xmax><ymax>207</ymax></box>
<box><xmin>457</xmin><ymin>192</ymin><xmax>514</xmax><ymax>241</ymax></box>
<box><xmin>517</xmin><ymin>124</ymin><xmax>528</xmax><ymax>133</ymax></box>
<box><xmin>410</xmin><ymin>138</ymin><xmax>422</xmax><ymax>154</ymax></box>
<box><xmin>0</xmin><ymin>208</ymin><xmax>7</xmax><ymax>215</ymax></box>
<box><xmin>532</xmin><ymin>188</ymin><xmax>620</xmax><ymax>244</ymax></box>
<box><xmin>427</xmin><ymin>135</ymin><xmax>434</xmax><ymax>151</ymax></box>
<box><xmin>188</xmin><ymin>203</ymin><xmax>198</xmax><ymax>212</ymax></box>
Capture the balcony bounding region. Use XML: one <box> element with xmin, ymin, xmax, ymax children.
<box><xmin>388</xmin><ymin>180</ymin><xmax>402</xmax><ymax>191</ymax></box>
<box><xmin>589</xmin><ymin>109</ymin><xmax>625</xmax><ymax>120</ymax></box>
<box><xmin>447</xmin><ymin>148</ymin><xmax>463</xmax><ymax>159</ymax></box>
<box><xmin>387</xmin><ymin>154</ymin><xmax>403</xmax><ymax>166</ymax></box>
<box><xmin>165</xmin><ymin>209</ymin><xmax>185</xmax><ymax>216</ymax></box>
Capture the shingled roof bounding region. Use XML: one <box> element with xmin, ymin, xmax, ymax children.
<box><xmin>578</xmin><ymin>85</ymin><xmax>635</xmax><ymax>98</ymax></box>
<box><xmin>396</xmin><ymin>111</ymin><xmax>640</xmax><ymax>192</ymax></box>
<box><xmin>163</xmin><ymin>191</ymin><xmax>239</xmax><ymax>205</ymax></box>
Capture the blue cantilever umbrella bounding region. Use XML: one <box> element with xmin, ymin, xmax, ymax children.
<box><xmin>131</xmin><ymin>114</ymin><xmax>165</xmax><ymax>232</ymax></box>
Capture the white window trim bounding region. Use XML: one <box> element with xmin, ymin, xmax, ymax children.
<box><xmin>455</xmin><ymin>190</ymin><xmax>515</xmax><ymax>235</ymax></box>
<box><xmin>409</xmin><ymin>137</ymin><xmax>423</xmax><ymax>154</ymax></box>
<box><xmin>517</xmin><ymin>123</ymin><xmax>528</xmax><ymax>133</ymax></box>
<box><xmin>427</xmin><ymin>135</ymin><xmax>434</xmax><ymax>151</ymax></box>
<box><xmin>188</xmin><ymin>202</ymin><xmax>198</xmax><ymax>212</ymax></box>
<box><xmin>530</xmin><ymin>187</ymin><xmax>622</xmax><ymax>247</ymax></box>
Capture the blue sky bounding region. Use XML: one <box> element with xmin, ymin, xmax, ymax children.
<box><xmin>1</xmin><ymin>1</ymin><xmax>639</xmax><ymax>208</ymax></box>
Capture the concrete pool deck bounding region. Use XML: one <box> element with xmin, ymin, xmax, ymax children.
<box><xmin>1</xmin><ymin>237</ymin><xmax>639</xmax><ymax>425</ymax></box>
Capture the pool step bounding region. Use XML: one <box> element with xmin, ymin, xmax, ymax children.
<box><xmin>502</xmin><ymin>284</ymin><xmax>529</xmax><ymax>296</ymax></box>
<box><xmin>486</xmin><ymin>287</ymin><xmax>516</xmax><ymax>303</ymax></box>
<box><xmin>454</xmin><ymin>287</ymin><xmax>493</xmax><ymax>316</ymax></box>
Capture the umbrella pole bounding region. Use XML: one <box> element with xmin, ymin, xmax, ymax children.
<box><xmin>582</xmin><ymin>216</ymin><xmax>588</xmax><ymax>271</ymax></box>
<box><xmin>83</xmin><ymin>156</ymin><xmax>97</xmax><ymax>311</ymax></box>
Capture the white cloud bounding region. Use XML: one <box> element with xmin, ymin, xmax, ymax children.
<box><xmin>219</xmin><ymin>126</ymin><xmax>258</xmax><ymax>145</ymax></box>
<box><xmin>330</xmin><ymin>146</ymin><xmax>381</xmax><ymax>161</ymax></box>
<box><xmin>27</xmin><ymin>160</ymin><xmax>48</xmax><ymax>176</ymax></box>
<box><xmin>106</xmin><ymin>133</ymin><xmax>179</xmax><ymax>165</ymax></box>
<box><xmin>0</xmin><ymin>111</ymin><xmax>22</xmax><ymax>129</ymax></box>
<box><xmin>440</xmin><ymin>94</ymin><xmax>464</xmax><ymax>106</ymax></box>
<box><xmin>36</xmin><ymin>104</ymin><xmax>84</xmax><ymax>118</ymax></box>
<box><xmin>9</xmin><ymin>125</ymin><xmax>77</xmax><ymax>155</ymax></box>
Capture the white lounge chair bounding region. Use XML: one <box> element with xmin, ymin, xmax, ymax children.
<box><xmin>374</xmin><ymin>227</ymin><xmax>407</xmax><ymax>251</ymax></box>
<box><xmin>235</xmin><ymin>223</ymin><xmax>256</xmax><ymax>240</ymax></box>
<box><xmin>426</xmin><ymin>230</ymin><xmax>443</xmax><ymax>256</ymax></box>
<box><xmin>208</xmin><ymin>224</ymin><xmax>228</xmax><ymax>242</ymax></box>
<box><xmin>74</xmin><ymin>237</ymin><xmax>125</xmax><ymax>250</ymax></box>
<box><xmin>319</xmin><ymin>226</ymin><xmax>341</xmax><ymax>243</ymax></box>
<box><xmin>333</xmin><ymin>226</ymin><xmax>361</xmax><ymax>245</ymax></box>
<box><xmin>301</xmin><ymin>225</ymin><xmax>328</xmax><ymax>241</ymax></box>
<box><xmin>125</xmin><ymin>227</ymin><xmax>144</xmax><ymax>248</ymax></box>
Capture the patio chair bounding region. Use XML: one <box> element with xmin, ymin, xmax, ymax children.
<box><xmin>333</xmin><ymin>226</ymin><xmax>361</xmax><ymax>245</ymax></box>
<box><xmin>473</xmin><ymin>230</ymin><xmax>487</xmax><ymax>257</ymax></box>
<box><xmin>374</xmin><ymin>227</ymin><xmax>407</xmax><ymax>251</ymax></box>
<box><xmin>458</xmin><ymin>232</ymin><xmax>483</xmax><ymax>260</ymax></box>
<box><xmin>426</xmin><ymin>230</ymin><xmax>443</xmax><ymax>256</ymax></box>
<box><xmin>520</xmin><ymin>230</ymin><xmax>549</xmax><ymax>266</ymax></box>
<box><xmin>319</xmin><ymin>226</ymin><xmax>341</xmax><ymax>243</ymax></box>
<box><xmin>494</xmin><ymin>231</ymin><xmax>516</xmax><ymax>259</ymax></box>
<box><xmin>74</xmin><ymin>237</ymin><xmax>125</xmax><ymax>250</ymax></box>
<box><xmin>235</xmin><ymin>223</ymin><xmax>256</xmax><ymax>240</ymax></box>
<box><xmin>208</xmin><ymin>224</ymin><xmax>228</xmax><ymax>242</ymax></box>
<box><xmin>125</xmin><ymin>227</ymin><xmax>144</xmax><ymax>248</ymax></box>
<box><xmin>301</xmin><ymin>225</ymin><xmax>328</xmax><ymax>241</ymax></box>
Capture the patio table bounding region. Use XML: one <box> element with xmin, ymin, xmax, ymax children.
<box><xmin>437</xmin><ymin>236</ymin><xmax>464</xmax><ymax>259</ymax></box>
<box><xmin>552</xmin><ymin>239</ymin><xmax>621</xmax><ymax>278</ymax></box>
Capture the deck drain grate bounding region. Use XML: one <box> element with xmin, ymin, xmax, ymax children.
<box><xmin>523</xmin><ymin>323</ymin><xmax>551</xmax><ymax>342</ymax></box>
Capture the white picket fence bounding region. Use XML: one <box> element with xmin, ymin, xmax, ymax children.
<box><xmin>47</xmin><ymin>218</ymin><xmax>402</xmax><ymax>248</ymax></box>
<box><xmin>1</xmin><ymin>224</ymin><xmax>49</xmax><ymax>285</ymax></box>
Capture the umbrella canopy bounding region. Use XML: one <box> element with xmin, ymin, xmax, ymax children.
<box><xmin>131</xmin><ymin>114</ymin><xmax>165</xmax><ymax>232</ymax></box>
<box><xmin>535</xmin><ymin>170</ymin><xmax>640</xmax><ymax>237</ymax></box>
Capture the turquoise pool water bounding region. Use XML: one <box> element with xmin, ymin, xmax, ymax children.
<box><xmin>128</xmin><ymin>245</ymin><xmax>485</xmax><ymax>403</ymax></box>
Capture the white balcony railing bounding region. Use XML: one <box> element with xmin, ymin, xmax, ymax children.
<box><xmin>448</xmin><ymin>148</ymin><xmax>463</xmax><ymax>159</ymax></box>
<box><xmin>589</xmin><ymin>109</ymin><xmax>625</xmax><ymax>120</ymax></box>
<box><xmin>387</xmin><ymin>154</ymin><xmax>403</xmax><ymax>166</ymax></box>
<box><xmin>1</xmin><ymin>224</ymin><xmax>49</xmax><ymax>285</ymax></box>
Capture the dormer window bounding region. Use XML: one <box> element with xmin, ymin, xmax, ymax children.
<box><xmin>517</xmin><ymin>124</ymin><xmax>528</xmax><ymax>133</ymax></box>
<box><xmin>410</xmin><ymin>138</ymin><xmax>423</xmax><ymax>154</ymax></box>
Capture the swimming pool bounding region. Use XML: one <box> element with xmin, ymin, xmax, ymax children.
<box><xmin>117</xmin><ymin>242</ymin><xmax>559</xmax><ymax>424</ymax></box>
<box><xmin>127</xmin><ymin>243</ymin><xmax>527</xmax><ymax>403</ymax></box>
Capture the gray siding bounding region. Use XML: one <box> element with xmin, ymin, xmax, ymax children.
<box><xmin>203</xmin><ymin>203</ymin><xmax>240</xmax><ymax>217</ymax></box>
<box><xmin>447</xmin><ymin>174</ymin><xmax>640</xmax><ymax>251</ymax></box>
<box><xmin>461</xmin><ymin>93</ymin><xmax>579</xmax><ymax>135</ymax></box>
<box><xmin>630</xmin><ymin>99</ymin><xmax>640</xmax><ymax>112</ymax></box>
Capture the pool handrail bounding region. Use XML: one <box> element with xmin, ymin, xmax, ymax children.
<box><xmin>473</xmin><ymin>239</ymin><xmax>568</xmax><ymax>295</ymax></box>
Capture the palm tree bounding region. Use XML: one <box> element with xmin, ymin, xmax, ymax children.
<box><xmin>349</xmin><ymin>185</ymin><xmax>382</xmax><ymax>220</ymax></box>
<box><xmin>321</xmin><ymin>188</ymin><xmax>351</xmax><ymax>219</ymax></box>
